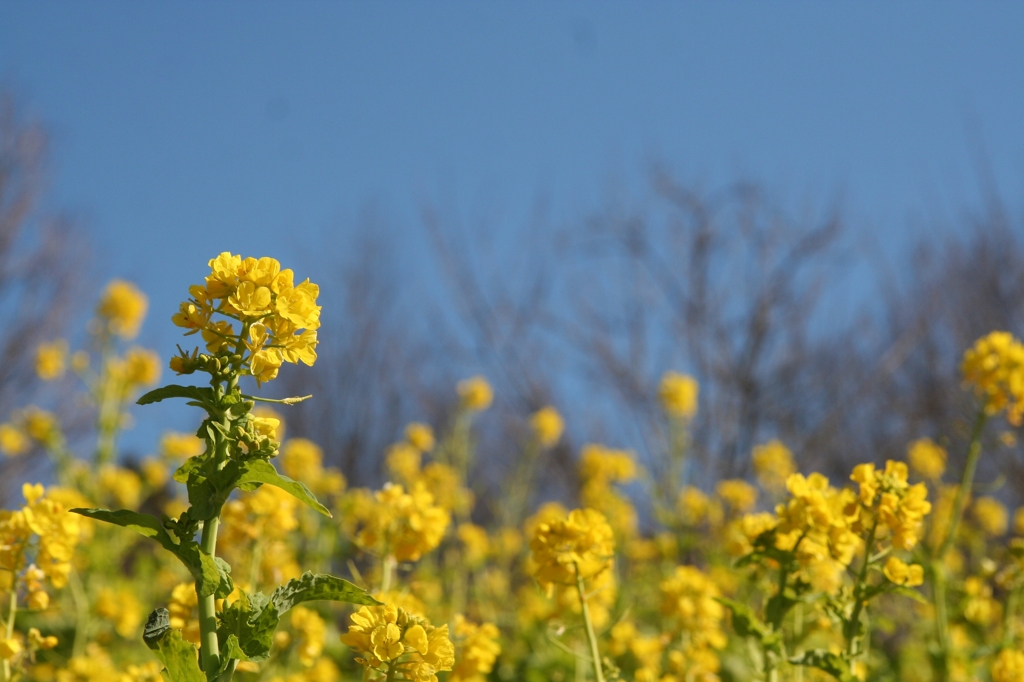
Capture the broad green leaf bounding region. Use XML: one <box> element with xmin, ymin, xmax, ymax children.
<box><xmin>143</xmin><ymin>608</ymin><xmax>205</xmax><ymax>682</ymax></box>
<box><xmin>217</xmin><ymin>574</ymin><xmax>378</xmax><ymax>663</ymax></box>
<box><xmin>138</xmin><ymin>384</ymin><xmax>215</xmax><ymax>406</ymax></box>
<box><xmin>237</xmin><ymin>460</ymin><xmax>331</xmax><ymax>517</ymax></box>
<box><xmin>71</xmin><ymin>508</ymin><xmax>221</xmax><ymax>596</ymax></box>
<box><xmin>270</xmin><ymin>571</ymin><xmax>381</xmax><ymax>612</ymax></box>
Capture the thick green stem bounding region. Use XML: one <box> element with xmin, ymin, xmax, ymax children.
<box><xmin>575</xmin><ymin>565</ymin><xmax>606</xmax><ymax>682</ymax></box>
<box><xmin>198</xmin><ymin>516</ymin><xmax>222</xmax><ymax>678</ymax></box>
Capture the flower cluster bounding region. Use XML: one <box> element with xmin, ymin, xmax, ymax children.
<box><xmin>529</xmin><ymin>406</ymin><xmax>564</xmax><ymax>448</ymax></box>
<box><xmin>850</xmin><ymin>460</ymin><xmax>932</xmax><ymax>551</ymax></box>
<box><xmin>341</xmin><ymin>603</ymin><xmax>455</xmax><ymax>681</ymax></box>
<box><xmin>961</xmin><ymin>331</ymin><xmax>1024</xmax><ymax>424</ymax></box>
<box><xmin>171</xmin><ymin>253</ymin><xmax>321</xmax><ymax>383</ymax></box>
<box><xmin>353</xmin><ymin>483</ymin><xmax>451</xmax><ymax>563</ymax></box>
<box><xmin>529</xmin><ymin>507</ymin><xmax>615</xmax><ymax>591</ymax></box>
<box><xmin>578</xmin><ymin>444</ymin><xmax>639</xmax><ymax>537</ymax></box>
<box><xmin>751</xmin><ymin>439</ymin><xmax>795</xmax><ymax>493</ymax></box>
<box><xmin>772</xmin><ymin>473</ymin><xmax>860</xmax><ymax>593</ymax></box>
<box><xmin>97</xmin><ymin>279</ymin><xmax>149</xmax><ymax>340</ymax></box>
<box><xmin>659</xmin><ymin>371</ymin><xmax>699</xmax><ymax>419</ymax></box>
<box><xmin>449</xmin><ymin>615</ymin><xmax>501</xmax><ymax>682</ymax></box>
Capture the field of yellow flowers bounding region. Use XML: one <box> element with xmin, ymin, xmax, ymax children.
<box><xmin>0</xmin><ymin>253</ymin><xmax>1023</xmax><ymax>682</ymax></box>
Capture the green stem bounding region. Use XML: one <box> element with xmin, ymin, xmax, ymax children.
<box><xmin>574</xmin><ymin>564</ymin><xmax>606</xmax><ymax>682</ymax></box>
<box><xmin>3</xmin><ymin>588</ymin><xmax>16</xmax><ymax>681</ymax></box>
<box><xmin>938</xmin><ymin>410</ymin><xmax>987</xmax><ymax>560</ymax></box>
<box><xmin>380</xmin><ymin>554</ymin><xmax>396</xmax><ymax>594</ymax></box>
<box><xmin>847</xmin><ymin>518</ymin><xmax>879</xmax><ymax>658</ymax></box>
<box><xmin>198</xmin><ymin>516</ymin><xmax>222</xmax><ymax>679</ymax></box>
<box><xmin>931</xmin><ymin>409</ymin><xmax>987</xmax><ymax>682</ymax></box>
<box><xmin>1003</xmin><ymin>581</ymin><xmax>1022</xmax><ymax>648</ymax></box>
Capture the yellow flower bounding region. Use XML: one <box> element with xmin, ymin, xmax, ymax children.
<box><xmin>290</xmin><ymin>606</ymin><xmax>327</xmax><ymax>667</ymax></box>
<box><xmin>457</xmin><ymin>524</ymin><xmax>490</xmax><ymax>566</ymax></box>
<box><xmin>21</xmin><ymin>407</ymin><xmax>59</xmax><ymax>444</ymax></box>
<box><xmin>280</xmin><ymin>438</ymin><xmax>324</xmax><ymax>482</ymax></box>
<box><xmin>529</xmin><ymin>508</ymin><xmax>615</xmax><ymax>590</ymax></box>
<box><xmin>973</xmin><ymin>496</ymin><xmax>1009</xmax><ymax>537</ymax></box>
<box><xmin>0</xmin><ymin>637</ymin><xmax>21</xmax><ymax>661</ymax></box>
<box><xmin>35</xmin><ymin>340</ymin><xmax>68</xmax><ymax>381</ymax></box>
<box><xmin>882</xmin><ymin>556</ymin><xmax>924</xmax><ymax>586</ymax></box>
<box><xmin>677</xmin><ymin>486</ymin><xmax>712</xmax><ymax>526</ymax></box>
<box><xmin>579</xmin><ymin>444</ymin><xmax>637</xmax><ymax>485</ymax></box>
<box><xmin>341</xmin><ymin>604</ymin><xmax>454</xmax><ymax>680</ymax></box>
<box><xmin>450</xmin><ymin>615</ymin><xmax>501</xmax><ymax>682</ymax></box>
<box><xmin>962</xmin><ymin>331</ymin><xmax>1024</xmax><ymax>425</ymax></box>
<box><xmin>98</xmin><ymin>466</ymin><xmax>143</xmax><ymax>509</ymax></box>
<box><xmin>530</xmin><ymin>406</ymin><xmax>564</xmax><ymax>447</ymax></box>
<box><xmin>354</xmin><ymin>483</ymin><xmax>451</xmax><ymax>563</ymax></box>
<box><xmin>993</xmin><ymin>649</ymin><xmax>1024</xmax><ymax>682</ymax></box>
<box><xmin>907</xmin><ymin>438</ymin><xmax>947</xmax><ymax>481</ymax></box>
<box><xmin>167</xmin><ymin>582</ymin><xmax>200</xmax><ymax>643</ymax></box>
<box><xmin>0</xmin><ymin>424</ymin><xmax>29</xmax><ymax>457</ymax></box>
<box><xmin>97</xmin><ymin>279</ymin><xmax>148</xmax><ymax>339</ymax></box>
<box><xmin>716</xmin><ymin>479</ymin><xmax>758</xmax><ymax>514</ymax></box>
<box><xmin>458</xmin><ymin>376</ymin><xmax>493</xmax><ymax>411</ymax></box>
<box><xmin>660</xmin><ymin>565</ymin><xmax>727</xmax><ymax>649</ymax></box>
<box><xmin>751</xmin><ymin>440</ymin><xmax>795</xmax><ymax>492</ymax></box>
<box><xmin>405</xmin><ymin>423</ymin><xmax>435</xmax><ymax>452</ymax></box>
<box><xmin>122</xmin><ymin>347</ymin><xmax>162</xmax><ymax>386</ymax></box>
<box><xmin>95</xmin><ymin>587</ymin><xmax>144</xmax><ymax>638</ymax></box>
<box><xmin>659</xmin><ymin>371</ymin><xmax>699</xmax><ymax>419</ymax></box>
<box><xmin>159</xmin><ymin>431</ymin><xmax>204</xmax><ymax>460</ymax></box>
<box><xmin>386</xmin><ymin>442</ymin><xmax>422</xmax><ymax>484</ymax></box>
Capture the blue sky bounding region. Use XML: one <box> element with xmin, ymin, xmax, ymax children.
<box><xmin>1</xmin><ymin>2</ymin><xmax>1023</xmax><ymax>453</ymax></box>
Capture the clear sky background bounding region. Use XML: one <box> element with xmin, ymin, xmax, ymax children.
<box><xmin>1</xmin><ymin>2</ymin><xmax>1023</xmax><ymax>454</ymax></box>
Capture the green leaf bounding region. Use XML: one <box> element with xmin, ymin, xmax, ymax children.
<box><xmin>717</xmin><ymin>597</ymin><xmax>774</xmax><ymax>643</ymax></box>
<box><xmin>143</xmin><ymin>608</ymin><xmax>205</xmax><ymax>682</ymax></box>
<box><xmin>71</xmin><ymin>508</ymin><xmax>222</xmax><ymax>597</ymax></box>
<box><xmin>237</xmin><ymin>460</ymin><xmax>331</xmax><ymax>517</ymax></box>
<box><xmin>137</xmin><ymin>384</ymin><xmax>215</xmax><ymax>406</ymax></box>
<box><xmin>71</xmin><ymin>508</ymin><xmax>180</xmax><ymax>552</ymax></box>
<box><xmin>270</xmin><ymin>571</ymin><xmax>381</xmax><ymax>612</ymax></box>
<box><xmin>214</xmin><ymin>557</ymin><xmax>235</xmax><ymax>599</ymax></box>
<box><xmin>888</xmin><ymin>584</ymin><xmax>929</xmax><ymax>604</ymax></box>
<box><xmin>217</xmin><ymin>574</ymin><xmax>378</xmax><ymax>663</ymax></box>
<box><xmin>790</xmin><ymin>649</ymin><xmax>856</xmax><ymax>682</ymax></box>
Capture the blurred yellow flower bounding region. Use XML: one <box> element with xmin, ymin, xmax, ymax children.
<box><xmin>529</xmin><ymin>507</ymin><xmax>614</xmax><ymax>590</ymax></box>
<box><xmin>883</xmin><ymin>556</ymin><xmax>924</xmax><ymax>587</ymax></box>
<box><xmin>97</xmin><ymin>279</ymin><xmax>148</xmax><ymax>340</ymax></box>
<box><xmin>907</xmin><ymin>438</ymin><xmax>947</xmax><ymax>481</ymax></box>
<box><xmin>35</xmin><ymin>340</ymin><xmax>68</xmax><ymax>381</ymax></box>
<box><xmin>530</xmin><ymin>406</ymin><xmax>564</xmax><ymax>447</ymax></box>
<box><xmin>405</xmin><ymin>422</ymin><xmax>435</xmax><ymax>452</ymax></box>
<box><xmin>659</xmin><ymin>371</ymin><xmax>699</xmax><ymax>419</ymax></box>
<box><xmin>973</xmin><ymin>496</ymin><xmax>1009</xmax><ymax>537</ymax></box>
<box><xmin>962</xmin><ymin>331</ymin><xmax>1024</xmax><ymax>425</ymax></box>
<box><xmin>458</xmin><ymin>376</ymin><xmax>493</xmax><ymax>412</ymax></box>
<box><xmin>751</xmin><ymin>439</ymin><xmax>795</xmax><ymax>492</ymax></box>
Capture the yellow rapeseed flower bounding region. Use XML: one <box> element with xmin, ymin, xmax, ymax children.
<box><xmin>973</xmin><ymin>496</ymin><xmax>1009</xmax><ymax>537</ymax></box>
<box><xmin>0</xmin><ymin>424</ymin><xmax>29</xmax><ymax>457</ymax></box>
<box><xmin>458</xmin><ymin>376</ymin><xmax>493</xmax><ymax>412</ymax></box>
<box><xmin>530</xmin><ymin>406</ymin><xmax>564</xmax><ymax>448</ymax></box>
<box><xmin>529</xmin><ymin>507</ymin><xmax>614</xmax><ymax>591</ymax></box>
<box><xmin>883</xmin><ymin>556</ymin><xmax>924</xmax><ymax>587</ymax></box>
<box><xmin>992</xmin><ymin>649</ymin><xmax>1024</xmax><ymax>682</ymax></box>
<box><xmin>962</xmin><ymin>331</ymin><xmax>1024</xmax><ymax>425</ymax></box>
<box><xmin>97</xmin><ymin>280</ymin><xmax>148</xmax><ymax>340</ymax></box>
<box><xmin>716</xmin><ymin>479</ymin><xmax>758</xmax><ymax>514</ymax></box>
<box><xmin>450</xmin><ymin>615</ymin><xmax>501</xmax><ymax>682</ymax></box>
<box><xmin>405</xmin><ymin>423</ymin><xmax>435</xmax><ymax>452</ymax></box>
<box><xmin>159</xmin><ymin>431</ymin><xmax>204</xmax><ymax>460</ymax></box>
<box><xmin>35</xmin><ymin>340</ymin><xmax>68</xmax><ymax>381</ymax></box>
<box><xmin>659</xmin><ymin>371</ymin><xmax>699</xmax><ymax>419</ymax></box>
<box><xmin>907</xmin><ymin>438</ymin><xmax>947</xmax><ymax>481</ymax></box>
<box><xmin>751</xmin><ymin>439</ymin><xmax>795</xmax><ymax>492</ymax></box>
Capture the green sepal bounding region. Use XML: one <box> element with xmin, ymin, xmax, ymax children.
<box><xmin>143</xmin><ymin>608</ymin><xmax>205</xmax><ymax>682</ymax></box>
<box><xmin>237</xmin><ymin>459</ymin><xmax>331</xmax><ymax>517</ymax></box>
<box><xmin>137</xmin><ymin>385</ymin><xmax>215</xmax><ymax>407</ymax></box>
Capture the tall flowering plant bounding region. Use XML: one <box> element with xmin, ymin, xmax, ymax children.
<box><xmin>70</xmin><ymin>254</ymin><xmax>378</xmax><ymax>682</ymax></box>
